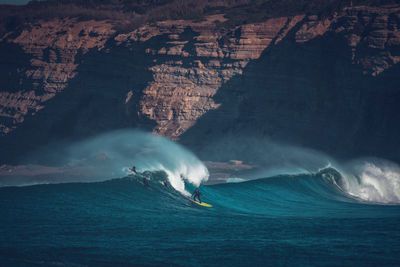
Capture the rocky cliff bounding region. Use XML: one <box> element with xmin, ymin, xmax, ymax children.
<box><xmin>0</xmin><ymin>4</ymin><xmax>399</xmax><ymax>163</ymax></box>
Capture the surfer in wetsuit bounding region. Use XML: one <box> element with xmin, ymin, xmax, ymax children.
<box><xmin>162</xmin><ymin>179</ymin><xmax>169</xmax><ymax>189</ymax></box>
<box><xmin>130</xmin><ymin>166</ymin><xmax>137</xmax><ymax>174</ymax></box>
<box><xmin>192</xmin><ymin>188</ymin><xmax>202</xmax><ymax>203</ymax></box>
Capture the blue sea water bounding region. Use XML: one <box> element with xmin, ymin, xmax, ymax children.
<box><xmin>1</xmin><ymin>169</ymin><xmax>400</xmax><ymax>266</ymax></box>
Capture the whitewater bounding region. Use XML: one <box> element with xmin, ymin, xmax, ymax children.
<box><xmin>1</xmin><ymin>131</ymin><xmax>400</xmax><ymax>266</ymax></box>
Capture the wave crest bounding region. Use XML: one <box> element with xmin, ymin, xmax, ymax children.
<box><xmin>1</xmin><ymin>130</ymin><xmax>209</xmax><ymax>193</ymax></box>
<box><xmin>319</xmin><ymin>159</ymin><xmax>400</xmax><ymax>204</ymax></box>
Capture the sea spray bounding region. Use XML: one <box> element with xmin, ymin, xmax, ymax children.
<box><xmin>318</xmin><ymin>158</ymin><xmax>400</xmax><ymax>205</ymax></box>
<box><xmin>3</xmin><ymin>130</ymin><xmax>209</xmax><ymax>192</ymax></box>
<box><xmin>62</xmin><ymin>130</ymin><xmax>209</xmax><ymax>194</ymax></box>
<box><xmin>343</xmin><ymin>159</ymin><xmax>400</xmax><ymax>204</ymax></box>
<box><xmin>195</xmin><ymin>134</ymin><xmax>333</xmax><ymax>180</ymax></box>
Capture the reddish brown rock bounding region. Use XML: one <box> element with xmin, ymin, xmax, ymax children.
<box><xmin>0</xmin><ymin>18</ymin><xmax>115</xmax><ymax>133</ymax></box>
<box><xmin>117</xmin><ymin>14</ymin><xmax>302</xmax><ymax>138</ymax></box>
<box><xmin>0</xmin><ymin>4</ymin><xmax>399</xmax><ymax>152</ymax></box>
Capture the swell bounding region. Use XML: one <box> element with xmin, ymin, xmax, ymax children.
<box><xmin>5</xmin><ymin>131</ymin><xmax>399</xmax><ymax>207</ymax></box>
<box><xmin>3</xmin><ymin>168</ymin><xmax>399</xmax><ymax>220</ymax></box>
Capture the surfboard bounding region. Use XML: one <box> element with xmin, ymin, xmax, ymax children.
<box><xmin>192</xmin><ymin>200</ymin><xmax>213</xmax><ymax>207</ymax></box>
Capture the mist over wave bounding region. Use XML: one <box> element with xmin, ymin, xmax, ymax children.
<box><xmin>193</xmin><ymin>135</ymin><xmax>335</xmax><ymax>179</ymax></box>
<box><xmin>3</xmin><ymin>130</ymin><xmax>209</xmax><ymax>193</ymax></box>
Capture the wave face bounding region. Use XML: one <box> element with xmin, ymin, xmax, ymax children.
<box><xmin>203</xmin><ymin>169</ymin><xmax>400</xmax><ymax>217</ymax></box>
<box><xmin>1</xmin><ymin>169</ymin><xmax>399</xmax><ymax>220</ymax></box>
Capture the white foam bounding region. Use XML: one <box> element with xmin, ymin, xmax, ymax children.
<box><xmin>344</xmin><ymin>159</ymin><xmax>400</xmax><ymax>204</ymax></box>
<box><xmin>5</xmin><ymin>130</ymin><xmax>209</xmax><ymax>192</ymax></box>
<box><xmin>143</xmin><ymin>161</ymin><xmax>208</xmax><ymax>196</ymax></box>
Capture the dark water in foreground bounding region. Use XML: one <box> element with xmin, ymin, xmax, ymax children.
<box><xmin>1</xmin><ymin>171</ymin><xmax>400</xmax><ymax>266</ymax></box>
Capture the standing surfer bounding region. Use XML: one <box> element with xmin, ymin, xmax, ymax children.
<box><xmin>192</xmin><ymin>188</ymin><xmax>202</xmax><ymax>203</ymax></box>
<box><xmin>162</xmin><ymin>179</ymin><xmax>169</xmax><ymax>189</ymax></box>
<box><xmin>130</xmin><ymin>165</ymin><xmax>137</xmax><ymax>174</ymax></box>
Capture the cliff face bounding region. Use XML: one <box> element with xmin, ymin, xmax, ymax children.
<box><xmin>117</xmin><ymin>14</ymin><xmax>304</xmax><ymax>138</ymax></box>
<box><xmin>0</xmin><ymin>4</ymin><xmax>400</xmax><ymax>163</ymax></box>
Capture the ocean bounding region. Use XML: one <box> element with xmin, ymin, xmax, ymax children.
<box><xmin>1</xmin><ymin>168</ymin><xmax>399</xmax><ymax>266</ymax></box>
<box><xmin>1</xmin><ymin>131</ymin><xmax>399</xmax><ymax>266</ymax></box>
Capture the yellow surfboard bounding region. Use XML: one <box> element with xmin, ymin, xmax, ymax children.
<box><xmin>192</xmin><ymin>200</ymin><xmax>212</xmax><ymax>207</ymax></box>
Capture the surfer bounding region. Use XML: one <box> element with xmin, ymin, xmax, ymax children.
<box><xmin>130</xmin><ymin>165</ymin><xmax>137</xmax><ymax>174</ymax></box>
<box><xmin>162</xmin><ymin>179</ymin><xmax>169</xmax><ymax>188</ymax></box>
<box><xmin>192</xmin><ymin>188</ymin><xmax>202</xmax><ymax>203</ymax></box>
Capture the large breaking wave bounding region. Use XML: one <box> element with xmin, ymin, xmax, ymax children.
<box><xmin>1</xmin><ymin>130</ymin><xmax>209</xmax><ymax>195</ymax></box>
<box><xmin>325</xmin><ymin>159</ymin><xmax>400</xmax><ymax>204</ymax></box>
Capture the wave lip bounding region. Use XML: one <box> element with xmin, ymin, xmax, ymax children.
<box><xmin>1</xmin><ymin>130</ymin><xmax>209</xmax><ymax>194</ymax></box>
<box><xmin>344</xmin><ymin>160</ymin><xmax>400</xmax><ymax>204</ymax></box>
<box><xmin>319</xmin><ymin>159</ymin><xmax>400</xmax><ymax>205</ymax></box>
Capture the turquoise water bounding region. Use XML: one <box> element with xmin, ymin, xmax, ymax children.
<box><xmin>1</xmin><ymin>169</ymin><xmax>400</xmax><ymax>266</ymax></box>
